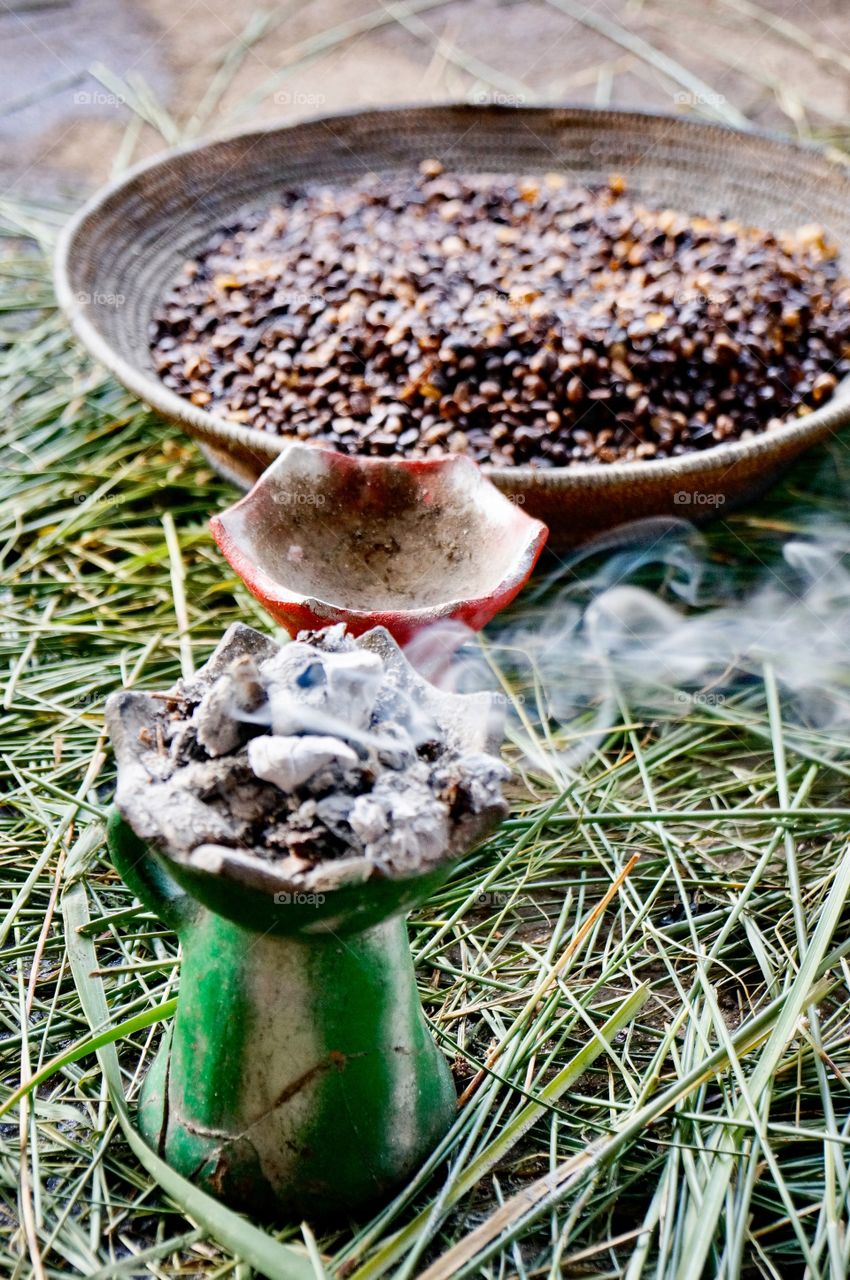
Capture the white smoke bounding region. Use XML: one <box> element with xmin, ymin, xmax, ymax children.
<box><xmin>407</xmin><ymin>516</ymin><xmax>850</xmax><ymax>785</ymax></box>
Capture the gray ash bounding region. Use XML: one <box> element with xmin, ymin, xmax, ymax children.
<box><xmin>105</xmin><ymin>623</ymin><xmax>508</xmax><ymax>888</ymax></box>
<box><xmin>149</xmin><ymin>165</ymin><xmax>850</xmax><ymax>467</ymax></box>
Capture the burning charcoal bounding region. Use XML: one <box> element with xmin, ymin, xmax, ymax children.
<box><xmin>285</xmin><ymin>799</ymin><xmax>353</xmax><ymax>861</ymax></box>
<box><xmin>350</xmin><ymin>769</ymin><xmax>449</xmax><ymax>871</ymax></box>
<box><xmin>193</xmin><ymin>655</ymin><xmax>269</xmax><ymax>756</ymax></box>
<box><xmin>105</xmin><ymin>623</ymin><xmax>508</xmax><ymax>893</ymax></box>
<box><xmin>248</xmin><ymin>733</ymin><xmax>358</xmax><ymax>790</ymax></box>
<box><xmin>434</xmin><ymin>753</ymin><xmax>512</xmax><ymax>850</ymax></box>
<box><xmin>348</xmin><ymin>794</ymin><xmax>386</xmax><ymax>845</ymax></box>
<box><xmin>299</xmin><ymin>622</ymin><xmax>349</xmax><ymax>651</ymax></box>
<box><xmin>324</xmin><ymin>650</ymin><xmax>384</xmax><ymax>728</ymax></box>
<box><xmin>171</xmin><ymin>755</ymin><xmax>250</xmax><ymax>800</ymax></box>
<box><xmin>372</xmin><ymin>721</ymin><xmax>417</xmax><ymax>770</ymax></box>
<box><xmin>165</xmin><ymin>719</ymin><xmax>202</xmax><ymax>765</ymax></box>
<box><xmin>314</xmin><ymin>793</ymin><xmax>356</xmax><ymax>843</ymax></box>
<box><xmin>375</xmin><ymin>689</ymin><xmax>442</xmax><ymax>751</ymax></box>
<box><xmin>127</xmin><ymin>782</ymin><xmax>240</xmax><ymax>855</ymax></box>
<box><xmin>265</xmin><ymin>645</ymin><xmax>383</xmax><ymax>740</ymax></box>
<box><xmin>194</xmin><ymin>677</ymin><xmax>243</xmax><ymax>757</ymax></box>
<box><xmin>229</xmin><ymin>654</ymin><xmax>266</xmax><ymax>712</ymax></box>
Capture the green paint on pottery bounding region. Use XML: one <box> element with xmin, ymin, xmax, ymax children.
<box><xmin>107</xmin><ymin>809</ymin><xmax>457</xmax><ymax>1218</ymax></box>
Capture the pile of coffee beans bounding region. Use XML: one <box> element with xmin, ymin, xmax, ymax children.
<box><xmin>150</xmin><ymin>164</ymin><xmax>850</xmax><ymax>467</ymax></box>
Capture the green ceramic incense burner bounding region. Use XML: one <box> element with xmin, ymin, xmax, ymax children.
<box><xmin>105</xmin><ymin>622</ymin><xmax>507</xmax><ymax>1219</ymax></box>
<box><xmin>108</xmin><ymin>808</ymin><xmax>458</xmax><ymax>1218</ymax></box>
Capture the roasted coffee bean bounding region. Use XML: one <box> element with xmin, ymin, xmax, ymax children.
<box><xmin>150</xmin><ymin>169</ymin><xmax>850</xmax><ymax>467</ymax></box>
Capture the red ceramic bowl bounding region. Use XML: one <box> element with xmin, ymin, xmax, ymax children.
<box><xmin>209</xmin><ymin>444</ymin><xmax>548</xmax><ymax>644</ymax></box>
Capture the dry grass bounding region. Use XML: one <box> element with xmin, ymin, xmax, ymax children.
<box><xmin>4</xmin><ymin>9</ymin><xmax>850</xmax><ymax>1276</ymax></box>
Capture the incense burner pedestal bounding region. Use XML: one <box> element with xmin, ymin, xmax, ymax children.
<box><xmin>108</xmin><ymin>810</ymin><xmax>457</xmax><ymax>1218</ymax></box>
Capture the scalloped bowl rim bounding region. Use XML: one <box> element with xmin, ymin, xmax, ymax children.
<box><xmin>209</xmin><ymin>444</ymin><xmax>550</xmax><ymax>623</ymax></box>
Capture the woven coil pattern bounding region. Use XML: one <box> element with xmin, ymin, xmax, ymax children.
<box><xmin>54</xmin><ymin>105</ymin><xmax>850</xmax><ymax>547</ymax></box>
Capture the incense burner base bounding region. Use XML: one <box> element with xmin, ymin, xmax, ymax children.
<box><xmin>109</xmin><ymin>812</ymin><xmax>457</xmax><ymax>1218</ymax></box>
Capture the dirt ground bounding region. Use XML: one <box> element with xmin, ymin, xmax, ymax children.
<box><xmin>2</xmin><ymin>0</ymin><xmax>850</xmax><ymax>201</ymax></box>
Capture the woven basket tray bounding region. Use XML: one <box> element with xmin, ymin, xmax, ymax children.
<box><xmin>54</xmin><ymin>104</ymin><xmax>850</xmax><ymax>549</ymax></box>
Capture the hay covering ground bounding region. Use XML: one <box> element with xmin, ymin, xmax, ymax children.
<box><xmin>5</xmin><ymin>20</ymin><xmax>850</xmax><ymax>1273</ymax></box>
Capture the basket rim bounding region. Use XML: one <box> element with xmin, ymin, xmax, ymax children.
<box><xmin>53</xmin><ymin>101</ymin><xmax>850</xmax><ymax>490</ymax></box>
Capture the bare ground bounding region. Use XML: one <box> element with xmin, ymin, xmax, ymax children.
<box><xmin>3</xmin><ymin>0</ymin><xmax>850</xmax><ymax>200</ymax></box>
